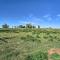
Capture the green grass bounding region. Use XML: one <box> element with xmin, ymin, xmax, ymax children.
<box><xmin>0</xmin><ymin>28</ymin><xmax>60</xmax><ymax>60</ymax></box>
<box><xmin>50</xmin><ymin>53</ymin><xmax>60</xmax><ymax>60</ymax></box>
<box><xmin>25</xmin><ymin>51</ymin><xmax>48</xmax><ymax>60</ymax></box>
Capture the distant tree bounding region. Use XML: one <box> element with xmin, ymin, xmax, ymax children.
<box><xmin>2</xmin><ymin>24</ymin><xmax>9</xmax><ymax>28</ymax></box>
<box><xmin>26</xmin><ymin>23</ymin><xmax>32</xmax><ymax>28</ymax></box>
<box><xmin>38</xmin><ymin>25</ymin><xmax>40</xmax><ymax>28</ymax></box>
<box><xmin>32</xmin><ymin>25</ymin><xmax>36</xmax><ymax>28</ymax></box>
<box><xmin>49</xmin><ymin>27</ymin><xmax>52</xmax><ymax>29</ymax></box>
<box><xmin>18</xmin><ymin>25</ymin><xmax>25</xmax><ymax>28</ymax></box>
<box><xmin>21</xmin><ymin>25</ymin><xmax>25</xmax><ymax>28</ymax></box>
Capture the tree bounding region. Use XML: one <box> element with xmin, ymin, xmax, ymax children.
<box><xmin>26</xmin><ymin>23</ymin><xmax>32</xmax><ymax>28</ymax></box>
<box><xmin>32</xmin><ymin>25</ymin><xmax>36</xmax><ymax>28</ymax></box>
<box><xmin>18</xmin><ymin>25</ymin><xmax>25</xmax><ymax>28</ymax></box>
<box><xmin>2</xmin><ymin>24</ymin><xmax>9</xmax><ymax>28</ymax></box>
<box><xmin>38</xmin><ymin>25</ymin><xmax>40</xmax><ymax>28</ymax></box>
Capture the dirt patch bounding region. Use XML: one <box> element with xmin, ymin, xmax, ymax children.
<box><xmin>48</xmin><ymin>48</ymin><xmax>60</xmax><ymax>60</ymax></box>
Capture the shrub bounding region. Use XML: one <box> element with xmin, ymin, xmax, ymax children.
<box><xmin>43</xmin><ymin>36</ymin><xmax>48</xmax><ymax>39</ymax></box>
<box><xmin>26</xmin><ymin>35</ymin><xmax>36</xmax><ymax>42</ymax></box>
<box><xmin>26</xmin><ymin>55</ymin><xmax>33</xmax><ymax>60</ymax></box>
<box><xmin>50</xmin><ymin>53</ymin><xmax>60</xmax><ymax>60</ymax></box>
<box><xmin>20</xmin><ymin>37</ymin><xmax>26</xmax><ymax>40</ymax></box>
<box><xmin>25</xmin><ymin>51</ymin><xmax>48</xmax><ymax>60</ymax></box>
<box><xmin>36</xmin><ymin>35</ymin><xmax>40</xmax><ymax>38</ymax></box>
<box><xmin>49</xmin><ymin>38</ymin><xmax>53</xmax><ymax>42</ymax></box>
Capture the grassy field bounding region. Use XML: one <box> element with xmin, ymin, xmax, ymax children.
<box><xmin>0</xmin><ymin>28</ymin><xmax>60</xmax><ymax>60</ymax></box>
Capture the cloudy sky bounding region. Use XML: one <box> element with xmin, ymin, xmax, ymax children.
<box><xmin>0</xmin><ymin>0</ymin><xmax>60</xmax><ymax>28</ymax></box>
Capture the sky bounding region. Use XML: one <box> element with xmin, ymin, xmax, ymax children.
<box><xmin>0</xmin><ymin>0</ymin><xmax>60</xmax><ymax>28</ymax></box>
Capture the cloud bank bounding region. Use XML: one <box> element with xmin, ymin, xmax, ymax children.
<box><xmin>0</xmin><ymin>14</ymin><xmax>60</xmax><ymax>28</ymax></box>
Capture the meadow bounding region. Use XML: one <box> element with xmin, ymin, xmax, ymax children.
<box><xmin>0</xmin><ymin>28</ymin><xmax>60</xmax><ymax>60</ymax></box>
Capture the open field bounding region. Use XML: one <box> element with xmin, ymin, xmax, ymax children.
<box><xmin>0</xmin><ymin>28</ymin><xmax>60</xmax><ymax>60</ymax></box>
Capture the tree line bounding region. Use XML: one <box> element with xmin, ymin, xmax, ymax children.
<box><xmin>1</xmin><ymin>23</ymin><xmax>40</xmax><ymax>29</ymax></box>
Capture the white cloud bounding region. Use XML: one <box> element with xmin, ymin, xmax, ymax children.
<box><xmin>47</xmin><ymin>17</ymin><xmax>52</xmax><ymax>21</ymax></box>
<box><xmin>55</xmin><ymin>14</ymin><xmax>60</xmax><ymax>21</ymax></box>
<box><xmin>26</xmin><ymin>15</ymin><xmax>43</xmax><ymax>22</ymax></box>
<box><xmin>57</xmin><ymin>14</ymin><xmax>60</xmax><ymax>17</ymax></box>
<box><xmin>18</xmin><ymin>14</ymin><xmax>44</xmax><ymax>26</ymax></box>
<box><xmin>18</xmin><ymin>14</ymin><xmax>53</xmax><ymax>27</ymax></box>
<box><xmin>43</xmin><ymin>15</ymin><xmax>49</xmax><ymax>18</ymax></box>
<box><xmin>43</xmin><ymin>14</ymin><xmax>52</xmax><ymax>21</ymax></box>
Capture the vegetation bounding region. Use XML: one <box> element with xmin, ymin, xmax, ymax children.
<box><xmin>0</xmin><ymin>23</ymin><xmax>60</xmax><ymax>60</ymax></box>
<box><xmin>38</xmin><ymin>25</ymin><xmax>40</xmax><ymax>28</ymax></box>
<box><xmin>18</xmin><ymin>25</ymin><xmax>25</xmax><ymax>28</ymax></box>
<box><xmin>2</xmin><ymin>24</ymin><xmax>9</xmax><ymax>28</ymax></box>
<box><xmin>26</xmin><ymin>51</ymin><xmax>48</xmax><ymax>60</ymax></box>
<box><xmin>50</xmin><ymin>53</ymin><xmax>60</xmax><ymax>60</ymax></box>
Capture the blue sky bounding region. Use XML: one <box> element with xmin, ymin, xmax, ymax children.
<box><xmin>0</xmin><ymin>0</ymin><xmax>60</xmax><ymax>28</ymax></box>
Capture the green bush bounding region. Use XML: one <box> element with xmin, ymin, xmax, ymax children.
<box><xmin>26</xmin><ymin>51</ymin><xmax>48</xmax><ymax>60</ymax></box>
<box><xmin>36</xmin><ymin>35</ymin><xmax>40</xmax><ymax>38</ymax></box>
<box><xmin>50</xmin><ymin>53</ymin><xmax>60</xmax><ymax>60</ymax></box>
<box><xmin>49</xmin><ymin>38</ymin><xmax>53</xmax><ymax>42</ymax></box>
<box><xmin>20</xmin><ymin>37</ymin><xmax>26</xmax><ymax>40</ymax></box>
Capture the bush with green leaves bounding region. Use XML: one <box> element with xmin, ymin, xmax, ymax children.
<box><xmin>50</xmin><ymin>53</ymin><xmax>60</xmax><ymax>60</ymax></box>
<box><xmin>26</xmin><ymin>51</ymin><xmax>48</xmax><ymax>60</ymax></box>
